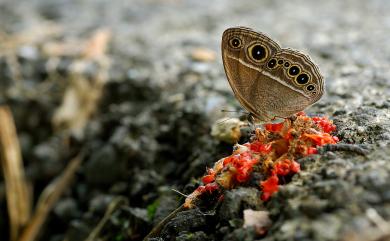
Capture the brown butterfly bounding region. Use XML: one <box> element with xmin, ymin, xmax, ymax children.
<box><xmin>222</xmin><ymin>27</ymin><xmax>324</xmax><ymax>123</ymax></box>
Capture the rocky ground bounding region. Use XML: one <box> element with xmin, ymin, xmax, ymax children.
<box><xmin>0</xmin><ymin>0</ymin><xmax>389</xmax><ymax>240</ymax></box>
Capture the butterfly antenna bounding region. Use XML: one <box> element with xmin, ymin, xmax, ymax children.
<box><xmin>221</xmin><ymin>109</ymin><xmax>248</xmax><ymax>114</ymax></box>
<box><xmin>221</xmin><ymin>109</ymin><xmax>238</xmax><ymax>113</ymax></box>
<box><xmin>171</xmin><ymin>188</ymin><xmax>189</xmax><ymax>198</ymax></box>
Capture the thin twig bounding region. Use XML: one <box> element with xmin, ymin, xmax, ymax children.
<box><xmin>143</xmin><ymin>205</ymin><xmax>185</xmax><ymax>241</ymax></box>
<box><xmin>0</xmin><ymin>106</ymin><xmax>31</xmax><ymax>241</ymax></box>
<box><xmin>18</xmin><ymin>152</ymin><xmax>84</xmax><ymax>241</ymax></box>
<box><xmin>84</xmin><ymin>197</ymin><xmax>128</xmax><ymax>241</ymax></box>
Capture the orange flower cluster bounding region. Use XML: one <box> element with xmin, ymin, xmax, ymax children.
<box><xmin>184</xmin><ymin>113</ymin><xmax>338</xmax><ymax>208</ymax></box>
<box><xmin>260</xmin><ymin>159</ymin><xmax>300</xmax><ymax>201</ymax></box>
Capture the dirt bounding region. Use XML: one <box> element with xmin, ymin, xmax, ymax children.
<box><xmin>0</xmin><ymin>0</ymin><xmax>389</xmax><ymax>241</ymax></box>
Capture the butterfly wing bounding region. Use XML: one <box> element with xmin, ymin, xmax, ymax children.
<box><xmin>221</xmin><ymin>27</ymin><xmax>281</xmax><ymax>121</ymax></box>
<box><xmin>273</xmin><ymin>49</ymin><xmax>324</xmax><ymax>104</ymax></box>
<box><xmin>222</xmin><ymin>27</ymin><xmax>324</xmax><ymax>122</ymax></box>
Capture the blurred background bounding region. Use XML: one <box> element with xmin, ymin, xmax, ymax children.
<box><xmin>0</xmin><ymin>0</ymin><xmax>390</xmax><ymax>241</ymax></box>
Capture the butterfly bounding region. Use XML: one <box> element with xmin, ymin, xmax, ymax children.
<box><xmin>222</xmin><ymin>27</ymin><xmax>324</xmax><ymax>123</ymax></box>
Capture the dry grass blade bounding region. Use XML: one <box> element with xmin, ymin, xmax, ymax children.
<box><xmin>0</xmin><ymin>106</ymin><xmax>31</xmax><ymax>241</ymax></box>
<box><xmin>82</xmin><ymin>29</ymin><xmax>111</xmax><ymax>60</ymax></box>
<box><xmin>143</xmin><ymin>205</ymin><xmax>185</xmax><ymax>241</ymax></box>
<box><xmin>82</xmin><ymin>197</ymin><xmax>128</xmax><ymax>241</ymax></box>
<box><xmin>18</xmin><ymin>153</ymin><xmax>83</xmax><ymax>241</ymax></box>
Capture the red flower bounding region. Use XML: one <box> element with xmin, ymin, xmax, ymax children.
<box><xmin>223</xmin><ymin>155</ymin><xmax>236</xmax><ymax>166</ymax></box>
<box><xmin>185</xmin><ymin>113</ymin><xmax>340</xmax><ymax>208</ymax></box>
<box><xmin>302</xmin><ymin>133</ymin><xmax>338</xmax><ymax>146</ymax></box>
<box><xmin>264</xmin><ymin>122</ymin><xmax>284</xmax><ymax>132</ymax></box>
<box><xmin>312</xmin><ymin>116</ymin><xmax>337</xmax><ymax>133</ymax></box>
<box><xmin>305</xmin><ymin>147</ymin><xmax>318</xmax><ymax>156</ymax></box>
<box><xmin>202</xmin><ymin>174</ymin><xmax>215</xmax><ymax>184</ymax></box>
<box><xmin>274</xmin><ymin>160</ymin><xmax>291</xmax><ymax>176</ymax></box>
<box><xmin>236</xmin><ymin>165</ymin><xmax>253</xmax><ymax>182</ymax></box>
<box><xmin>202</xmin><ymin>168</ymin><xmax>216</xmax><ymax>184</ymax></box>
<box><xmin>195</xmin><ymin>185</ymin><xmax>206</xmax><ymax>194</ymax></box>
<box><xmin>234</xmin><ymin>152</ymin><xmax>259</xmax><ymax>183</ymax></box>
<box><xmin>249</xmin><ymin>141</ymin><xmax>272</xmax><ymax>154</ymax></box>
<box><xmin>274</xmin><ymin>159</ymin><xmax>301</xmax><ymax>176</ymax></box>
<box><xmin>284</xmin><ymin>129</ymin><xmax>294</xmax><ymax>141</ymax></box>
<box><xmin>205</xmin><ymin>183</ymin><xmax>219</xmax><ymax>193</ymax></box>
<box><xmin>220</xmin><ymin>150</ymin><xmax>260</xmax><ymax>184</ymax></box>
<box><xmin>290</xmin><ymin>160</ymin><xmax>300</xmax><ymax>173</ymax></box>
<box><xmin>260</xmin><ymin>175</ymin><xmax>279</xmax><ymax>201</ymax></box>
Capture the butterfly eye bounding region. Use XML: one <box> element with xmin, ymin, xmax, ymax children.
<box><xmin>278</xmin><ymin>59</ymin><xmax>284</xmax><ymax>65</ymax></box>
<box><xmin>229</xmin><ymin>37</ymin><xmax>242</xmax><ymax>49</ymax></box>
<box><xmin>284</xmin><ymin>62</ymin><xmax>290</xmax><ymax>67</ymax></box>
<box><xmin>267</xmin><ymin>59</ymin><xmax>277</xmax><ymax>69</ymax></box>
<box><xmin>248</xmin><ymin>44</ymin><xmax>268</xmax><ymax>62</ymax></box>
<box><xmin>296</xmin><ymin>73</ymin><xmax>310</xmax><ymax>85</ymax></box>
<box><xmin>306</xmin><ymin>84</ymin><xmax>316</xmax><ymax>91</ymax></box>
<box><xmin>288</xmin><ymin>66</ymin><xmax>300</xmax><ymax>76</ymax></box>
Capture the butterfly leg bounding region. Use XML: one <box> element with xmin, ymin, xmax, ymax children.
<box><xmin>246</xmin><ymin>113</ymin><xmax>262</xmax><ymax>142</ymax></box>
<box><xmin>247</xmin><ymin>113</ymin><xmax>257</xmax><ymax>129</ymax></box>
<box><xmin>271</xmin><ymin>114</ymin><xmax>297</xmax><ymax>124</ymax></box>
<box><xmin>247</xmin><ymin>113</ymin><xmax>255</xmax><ymax>124</ymax></box>
<box><xmin>287</xmin><ymin>114</ymin><xmax>297</xmax><ymax>122</ymax></box>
